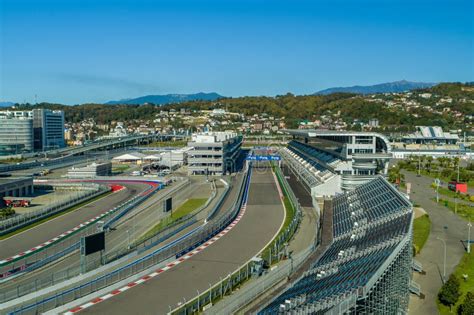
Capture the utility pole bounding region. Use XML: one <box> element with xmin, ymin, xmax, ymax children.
<box><xmin>417</xmin><ymin>152</ymin><xmax>421</xmax><ymax>176</ymax></box>
<box><xmin>455</xmin><ymin>158</ymin><xmax>460</xmax><ymax>213</ymax></box>
<box><xmin>468</xmin><ymin>221</ymin><xmax>472</xmax><ymax>254</ymax></box>
<box><xmin>435</xmin><ymin>178</ymin><xmax>440</xmax><ymax>203</ymax></box>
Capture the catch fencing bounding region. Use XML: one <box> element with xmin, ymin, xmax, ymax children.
<box><xmin>0</xmin><ymin>179</ymin><xmax>180</xmax><ymax>303</ymax></box>
<box><xmin>0</xmin><ymin>183</ymin><xmax>110</xmax><ymax>236</ymax></box>
<box><xmin>5</xmin><ymin>169</ymin><xmax>250</xmax><ymax>314</ymax></box>
<box><xmin>169</xmin><ymin>164</ymin><xmax>307</xmax><ymax>315</ymax></box>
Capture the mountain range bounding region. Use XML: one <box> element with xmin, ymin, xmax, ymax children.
<box><xmin>0</xmin><ymin>101</ymin><xmax>15</xmax><ymax>107</ymax></box>
<box><xmin>314</xmin><ymin>80</ymin><xmax>436</xmax><ymax>95</ymax></box>
<box><xmin>105</xmin><ymin>92</ymin><xmax>223</xmax><ymax>105</ymax></box>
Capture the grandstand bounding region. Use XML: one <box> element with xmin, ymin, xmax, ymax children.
<box><xmin>402</xmin><ymin>126</ymin><xmax>459</xmax><ymax>145</ymax></box>
<box><xmin>259</xmin><ymin>176</ymin><xmax>413</xmax><ymax>314</ymax></box>
<box><xmin>282</xmin><ymin>130</ymin><xmax>392</xmax><ymax>192</ymax></box>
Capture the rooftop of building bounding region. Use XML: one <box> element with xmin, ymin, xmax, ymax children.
<box><xmin>402</xmin><ymin>126</ymin><xmax>459</xmax><ymax>140</ymax></box>
<box><xmin>189</xmin><ymin>131</ymin><xmax>240</xmax><ymax>143</ymax></box>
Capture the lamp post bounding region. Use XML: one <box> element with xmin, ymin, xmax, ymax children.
<box><xmin>437</xmin><ymin>237</ymin><xmax>447</xmax><ymax>281</ymax></box>
<box><xmin>468</xmin><ymin>221</ymin><xmax>472</xmax><ymax>254</ymax></box>
<box><xmin>435</xmin><ymin>178</ymin><xmax>440</xmax><ymax>203</ymax></box>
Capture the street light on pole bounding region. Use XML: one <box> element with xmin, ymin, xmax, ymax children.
<box><xmin>437</xmin><ymin>237</ymin><xmax>447</xmax><ymax>282</ymax></box>
<box><xmin>435</xmin><ymin>178</ymin><xmax>440</xmax><ymax>203</ymax></box>
<box><xmin>468</xmin><ymin>221</ymin><xmax>472</xmax><ymax>254</ymax></box>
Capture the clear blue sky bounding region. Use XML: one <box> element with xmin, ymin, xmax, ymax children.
<box><xmin>1</xmin><ymin>0</ymin><xmax>473</xmax><ymax>104</ymax></box>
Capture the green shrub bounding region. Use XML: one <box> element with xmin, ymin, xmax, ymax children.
<box><xmin>439</xmin><ymin>274</ymin><xmax>461</xmax><ymax>309</ymax></box>
<box><xmin>457</xmin><ymin>292</ymin><xmax>474</xmax><ymax>315</ymax></box>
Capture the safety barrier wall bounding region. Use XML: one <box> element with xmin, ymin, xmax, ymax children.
<box><xmin>0</xmin><ymin>180</ymin><xmax>171</xmax><ymax>303</ymax></box>
<box><xmin>5</xmin><ymin>169</ymin><xmax>251</xmax><ymax>314</ymax></box>
<box><xmin>169</xmin><ymin>164</ymin><xmax>305</xmax><ymax>315</ymax></box>
<box><xmin>202</xmin><ymin>245</ymin><xmax>313</xmax><ymax>315</ymax></box>
<box><xmin>0</xmin><ymin>183</ymin><xmax>110</xmax><ymax>236</ymax></box>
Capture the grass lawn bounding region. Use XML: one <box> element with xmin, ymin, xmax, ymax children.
<box><xmin>435</xmin><ymin>198</ymin><xmax>474</xmax><ymax>222</ymax></box>
<box><xmin>112</xmin><ymin>164</ymin><xmax>130</xmax><ymax>173</ymax></box>
<box><xmin>435</xmin><ymin>186</ymin><xmax>471</xmax><ymax>202</ymax></box>
<box><xmin>138</xmin><ymin>198</ymin><xmax>207</xmax><ymax>242</ymax></box>
<box><xmin>413</xmin><ymin>214</ymin><xmax>431</xmax><ymax>255</ymax></box>
<box><xmin>144</xmin><ymin>140</ymin><xmax>188</xmax><ymax>147</ymax></box>
<box><xmin>437</xmin><ymin>252</ymin><xmax>474</xmax><ymax>314</ymax></box>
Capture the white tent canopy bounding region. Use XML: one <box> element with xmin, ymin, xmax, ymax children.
<box><xmin>113</xmin><ymin>152</ymin><xmax>146</xmax><ymax>161</ymax></box>
<box><xmin>143</xmin><ymin>154</ymin><xmax>162</xmax><ymax>160</ymax></box>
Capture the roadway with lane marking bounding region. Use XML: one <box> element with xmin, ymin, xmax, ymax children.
<box><xmin>76</xmin><ymin>168</ymin><xmax>285</xmax><ymax>314</ymax></box>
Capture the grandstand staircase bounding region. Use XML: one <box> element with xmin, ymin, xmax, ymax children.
<box><xmin>412</xmin><ymin>259</ymin><xmax>424</xmax><ymax>274</ymax></box>
<box><xmin>409</xmin><ymin>280</ymin><xmax>422</xmax><ymax>297</ymax></box>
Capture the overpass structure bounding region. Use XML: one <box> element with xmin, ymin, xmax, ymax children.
<box><xmin>0</xmin><ymin>134</ymin><xmax>188</xmax><ymax>173</ymax></box>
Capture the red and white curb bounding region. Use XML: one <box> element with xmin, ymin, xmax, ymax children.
<box><xmin>63</xmin><ymin>204</ymin><xmax>248</xmax><ymax>314</ymax></box>
<box><xmin>0</xmin><ymin>186</ymin><xmax>155</xmax><ymax>266</ymax></box>
<box><xmin>0</xmin><ymin>201</ymin><xmax>130</xmax><ymax>266</ymax></box>
<box><xmin>1</xmin><ymin>182</ymin><xmax>161</xmax><ymax>266</ymax></box>
<box><xmin>273</xmin><ymin>173</ymin><xmax>284</xmax><ymax>201</ymax></box>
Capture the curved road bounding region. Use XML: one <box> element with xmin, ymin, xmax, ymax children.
<box><xmin>0</xmin><ymin>182</ymin><xmax>148</xmax><ymax>261</ymax></box>
<box><xmin>81</xmin><ymin>168</ymin><xmax>285</xmax><ymax>314</ymax></box>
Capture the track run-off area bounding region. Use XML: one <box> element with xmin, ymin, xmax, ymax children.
<box><xmin>61</xmin><ymin>167</ymin><xmax>285</xmax><ymax>314</ymax></box>
<box><xmin>0</xmin><ymin>182</ymin><xmax>149</xmax><ymax>264</ymax></box>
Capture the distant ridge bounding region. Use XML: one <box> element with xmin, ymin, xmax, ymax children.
<box><xmin>105</xmin><ymin>92</ymin><xmax>223</xmax><ymax>105</ymax></box>
<box><xmin>0</xmin><ymin>101</ymin><xmax>15</xmax><ymax>107</ymax></box>
<box><xmin>315</xmin><ymin>80</ymin><xmax>436</xmax><ymax>95</ymax></box>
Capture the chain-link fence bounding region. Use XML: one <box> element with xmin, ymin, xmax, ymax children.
<box><xmin>0</xmin><ymin>179</ymin><xmax>189</xmax><ymax>303</ymax></box>
<box><xmin>0</xmin><ymin>183</ymin><xmax>109</xmax><ymax>236</ymax></box>
<box><xmin>202</xmin><ymin>245</ymin><xmax>313</xmax><ymax>315</ymax></box>
<box><xmin>4</xmin><ymin>168</ymin><xmax>251</xmax><ymax>315</ymax></box>
<box><xmin>169</xmin><ymin>163</ymin><xmax>307</xmax><ymax>315</ymax></box>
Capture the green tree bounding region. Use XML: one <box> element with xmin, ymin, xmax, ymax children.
<box><xmin>439</xmin><ymin>274</ymin><xmax>461</xmax><ymax>310</ymax></box>
<box><xmin>458</xmin><ymin>292</ymin><xmax>474</xmax><ymax>315</ymax></box>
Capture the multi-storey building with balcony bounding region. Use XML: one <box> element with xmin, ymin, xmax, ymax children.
<box><xmin>187</xmin><ymin>132</ymin><xmax>242</xmax><ymax>176</ymax></box>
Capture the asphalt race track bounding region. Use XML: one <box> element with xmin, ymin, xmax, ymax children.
<box><xmin>0</xmin><ymin>182</ymin><xmax>147</xmax><ymax>260</ymax></box>
<box><xmin>81</xmin><ymin>168</ymin><xmax>285</xmax><ymax>314</ymax></box>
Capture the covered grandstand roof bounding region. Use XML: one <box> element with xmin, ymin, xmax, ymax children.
<box><xmin>402</xmin><ymin>126</ymin><xmax>459</xmax><ymax>141</ymax></box>
<box><xmin>260</xmin><ymin>177</ymin><xmax>413</xmax><ymax>314</ymax></box>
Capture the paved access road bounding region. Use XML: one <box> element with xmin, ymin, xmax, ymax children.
<box><xmin>83</xmin><ymin>168</ymin><xmax>285</xmax><ymax>315</ymax></box>
<box><xmin>404</xmin><ymin>171</ymin><xmax>471</xmax><ymax>315</ymax></box>
<box><xmin>0</xmin><ymin>182</ymin><xmax>147</xmax><ymax>260</ymax></box>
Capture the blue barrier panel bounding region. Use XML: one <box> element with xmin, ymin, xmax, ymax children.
<box><xmin>246</xmin><ymin>155</ymin><xmax>281</xmax><ymax>161</ymax></box>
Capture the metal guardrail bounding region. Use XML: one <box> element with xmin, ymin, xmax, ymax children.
<box><xmin>0</xmin><ymin>183</ymin><xmax>109</xmax><ymax>235</ymax></box>
<box><xmin>203</xmin><ymin>246</ymin><xmax>313</xmax><ymax>315</ymax></box>
<box><xmin>4</xmin><ymin>168</ymin><xmax>251</xmax><ymax>314</ymax></box>
<box><xmin>168</xmin><ymin>164</ymin><xmax>304</xmax><ymax>315</ymax></box>
<box><xmin>0</xmin><ymin>181</ymin><xmax>166</xmax><ymax>303</ymax></box>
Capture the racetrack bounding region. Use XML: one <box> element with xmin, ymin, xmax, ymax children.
<box><xmin>80</xmin><ymin>168</ymin><xmax>285</xmax><ymax>314</ymax></box>
<box><xmin>0</xmin><ymin>182</ymin><xmax>146</xmax><ymax>261</ymax></box>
